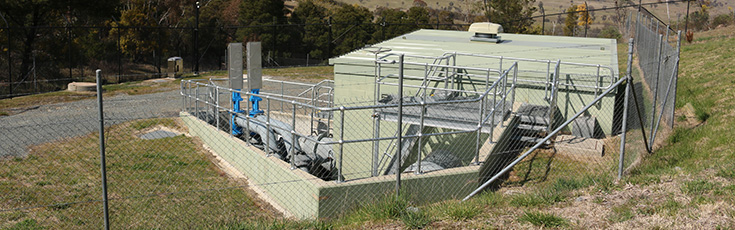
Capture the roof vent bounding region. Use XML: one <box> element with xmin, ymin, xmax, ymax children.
<box><xmin>469</xmin><ymin>22</ymin><xmax>503</xmax><ymax>43</ymax></box>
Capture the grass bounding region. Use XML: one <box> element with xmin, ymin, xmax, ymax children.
<box><xmin>628</xmin><ymin>25</ymin><xmax>735</xmax><ymax>182</ymax></box>
<box><xmin>608</xmin><ymin>202</ymin><xmax>635</xmax><ymax>222</ymax></box>
<box><xmin>681</xmin><ymin>180</ymin><xmax>717</xmax><ymax>196</ymax></box>
<box><xmin>518</xmin><ymin>211</ymin><xmax>568</xmax><ymax>228</ymax></box>
<box><xmin>263</xmin><ymin>66</ymin><xmax>334</xmax><ymax>83</ymax></box>
<box><xmin>0</xmin><ymin>118</ymin><xmax>273</xmax><ymax>229</ymax></box>
<box><xmin>441</xmin><ymin>201</ymin><xmax>482</xmax><ymax>221</ymax></box>
<box><xmin>338</xmin><ymin>193</ymin><xmax>432</xmax><ymax>229</ymax></box>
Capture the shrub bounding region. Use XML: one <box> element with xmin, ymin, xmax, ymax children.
<box><xmin>600</xmin><ymin>26</ymin><xmax>622</xmax><ymax>40</ymax></box>
<box><xmin>712</xmin><ymin>14</ymin><xmax>734</xmax><ymax>27</ymax></box>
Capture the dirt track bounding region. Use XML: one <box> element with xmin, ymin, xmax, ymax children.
<box><xmin>0</xmin><ymin>90</ymin><xmax>181</xmax><ymax>157</ymax></box>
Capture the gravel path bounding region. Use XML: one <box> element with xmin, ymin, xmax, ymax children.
<box><xmin>0</xmin><ymin>90</ymin><xmax>182</xmax><ymax>157</ymax></box>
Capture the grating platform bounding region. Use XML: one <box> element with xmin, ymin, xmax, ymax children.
<box><xmin>377</xmin><ymin>94</ymin><xmax>512</xmax><ymax>133</ymax></box>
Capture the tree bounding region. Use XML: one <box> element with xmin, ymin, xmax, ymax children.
<box><xmin>236</xmin><ymin>0</ymin><xmax>289</xmax><ymax>60</ymax></box>
<box><xmin>372</xmin><ymin>7</ymin><xmax>416</xmax><ymax>42</ymax></box>
<box><xmin>485</xmin><ymin>0</ymin><xmax>538</xmax><ymax>33</ymax></box>
<box><xmin>196</xmin><ymin>0</ymin><xmax>239</xmax><ymax>69</ymax></box>
<box><xmin>290</xmin><ymin>0</ymin><xmax>329</xmax><ymax>59</ymax></box>
<box><xmin>576</xmin><ymin>3</ymin><xmax>593</xmax><ymax>27</ymax></box>
<box><xmin>112</xmin><ymin>0</ymin><xmax>168</xmax><ymax>62</ymax></box>
<box><xmin>563</xmin><ymin>5</ymin><xmax>578</xmax><ymax>36</ymax></box>
<box><xmin>428</xmin><ymin>8</ymin><xmax>455</xmax><ymax>30</ymax></box>
<box><xmin>0</xmin><ymin>0</ymin><xmax>117</xmax><ymax>83</ymax></box>
<box><xmin>407</xmin><ymin>6</ymin><xmax>432</xmax><ymax>28</ymax></box>
<box><xmin>330</xmin><ymin>4</ymin><xmax>373</xmax><ymax>55</ymax></box>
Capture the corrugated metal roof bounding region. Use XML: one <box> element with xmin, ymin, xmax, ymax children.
<box><xmin>331</xmin><ymin>29</ymin><xmax>619</xmax><ymax>75</ymax></box>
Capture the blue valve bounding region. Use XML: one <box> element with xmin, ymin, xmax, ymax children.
<box><xmin>249</xmin><ymin>89</ymin><xmax>264</xmax><ymax>117</ymax></box>
<box><xmin>231</xmin><ymin>91</ymin><xmax>244</xmax><ymax>135</ymax></box>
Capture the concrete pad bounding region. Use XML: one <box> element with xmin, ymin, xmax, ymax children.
<box><xmin>554</xmin><ymin>134</ymin><xmax>604</xmax><ymax>157</ymax></box>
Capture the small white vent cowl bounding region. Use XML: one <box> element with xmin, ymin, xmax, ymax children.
<box><xmin>469</xmin><ymin>22</ymin><xmax>503</xmax><ymax>43</ymax></box>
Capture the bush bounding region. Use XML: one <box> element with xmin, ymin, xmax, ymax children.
<box><xmin>689</xmin><ymin>10</ymin><xmax>710</xmax><ymax>31</ymax></box>
<box><xmin>600</xmin><ymin>26</ymin><xmax>622</xmax><ymax>40</ymax></box>
<box><xmin>712</xmin><ymin>14</ymin><xmax>734</xmax><ymax>27</ymax></box>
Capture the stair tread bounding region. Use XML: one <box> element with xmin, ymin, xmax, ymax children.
<box><xmin>517</xmin><ymin>124</ymin><xmax>548</xmax><ymax>131</ymax></box>
<box><xmin>512</xmin><ymin>136</ymin><xmax>551</xmax><ymax>145</ymax></box>
<box><xmin>516</xmin><ymin>114</ymin><xmax>551</xmax><ymax>125</ymax></box>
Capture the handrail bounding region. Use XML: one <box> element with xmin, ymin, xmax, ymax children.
<box><xmin>438</xmin><ymin>51</ymin><xmax>618</xmax><ymax>90</ymax></box>
<box><xmin>548</xmin><ymin>60</ymin><xmax>561</xmax><ymax>134</ymax></box>
<box><xmin>373</xmin><ymin>58</ymin><xmax>519</xmax><ymax>174</ymax></box>
<box><xmin>462</xmin><ymin>76</ymin><xmax>629</xmax><ymax>201</ymax></box>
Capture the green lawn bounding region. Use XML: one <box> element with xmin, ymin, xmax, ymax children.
<box><xmin>0</xmin><ymin>118</ymin><xmax>275</xmax><ymax>229</ymax></box>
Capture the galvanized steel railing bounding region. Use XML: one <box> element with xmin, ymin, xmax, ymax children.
<box><xmin>181</xmin><ymin>55</ymin><xmax>519</xmax><ymax>183</ymax></box>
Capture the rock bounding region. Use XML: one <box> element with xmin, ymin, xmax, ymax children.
<box><xmin>682</xmin><ymin>103</ymin><xmax>696</xmax><ymax>119</ymax></box>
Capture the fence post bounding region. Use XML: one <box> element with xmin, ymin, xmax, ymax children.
<box><xmin>5</xmin><ymin>24</ymin><xmax>11</xmax><ymax>97</ymax></box>
<box><xmin>396</xmin><ymin>54</ymin><xmax>404</xmax><ymax>197</ymax></box>
<box><xmin>416</xmin><ymin>100</ymin><xmax>425</xmax><ymax>174</ymax></box>
<box><xmin>584</xmin><ymin>2</ymin><xmax>589</xmax><ymax>37</ymax></box>
<box><xmin>273</xmin><ymin>17</ymin><xmax>278</xmax><ymax>53</ymax></box>
<box><xmin>68</xmin><ymin>20</ymin><xmax>72</xmax><ymax>81</ymax></box>
<box><xmin>338</xmin><ymin>107</ymin><xmax>345</xmax><ymax>183</ymax></box>
<box><xmin>33</xmin><ymin>51</ymin><xmax>37</xmax><ymax>93</ymax></box>
<box><xmin>95</xmin><ymin>69</ymin><xmax>110</xmax><ymax>230</ymax></box>
<box><xmin>117</xmin><ymin>27</ymin><xmax>122</xmax><ymax>82</ymax></box>
<box><xmin>684</xmin><ymin>0</ymin><xmax>690</xmax><ymax>34</ymax></box>
<box><xmin>290</xmin><ymin>102</ymin><xmax>296</xmax><ymax>170</ymax></box>
<box><xmin>216</xmin><ymin>86</ymin><xmax>220</xmax><ymax>130</ymax></box>
<box><xmin>327</xmin><ymin>17</ymin><xmax>332</xmax><ymax>60</ymax></box>
<box><xmin>194</xmin><ymin>1</ymin><xmax>200</xmax><ymax>75</ymax></box>
<box><xmin>381</xmin><ymin>17</ymin><xmax>386</xmax><ymax>41</ymax></box>
<box><xmin>619</xmin><ymin>38</ymin><xmax>634</xmax><ymax>179</ymax></box>
<box><xmin>670</xmin><ymin>30</ymin><xmax>682</xmax><ymax>128</ymax></box>
<box><xmin>542</xmin><ymin>12</ymin><xmax>546</xmax><ymax>35</ymax></box>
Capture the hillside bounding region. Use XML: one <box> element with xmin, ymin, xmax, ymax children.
<box><xmin>332</xmin><ymin>0</ymin><xmax>734</xmax><ymax>31</ymax></box>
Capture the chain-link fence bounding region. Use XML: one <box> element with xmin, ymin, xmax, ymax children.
<box><xmin>0</xmin><ymin>22</ymin><xmax>472</xmax><ymax>99</ymax></box>
<box><xmin>623</xmin><ymin>9</ymin><xmax>681</xmax><ymax>152</ymax></box>
<box><xmin>1</xmin><ymin>6</ymin><xmax>686</xmax><ymax>229</ymax></box>
<box><xmin>615</xmin><ymin>8</ymin><xmax>681</xmax><ymax>176</ymax></box>
<box><xmin>634</xmin><ymin>10</ymin><xmax>681</xmax><ymax>141</ymax></box>
<box><xmin>1</xmin><ymin>46</ymin><xmax>637</xmax><ymax>227</ymax></box>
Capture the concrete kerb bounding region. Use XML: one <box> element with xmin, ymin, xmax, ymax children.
<box><xmin>180</xmin><ymin>111</ymin><xmax>486</xmax><ymax>219</ymax></box>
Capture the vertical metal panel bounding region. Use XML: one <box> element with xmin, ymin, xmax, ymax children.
<box><xmin>247</xmin><ymin>42</ymin><xmax>262</xmax><ymax>90</ymax></box>
<box><xmin>227</xmin><ymin>43</ymin><xmax>243</xmax><ymax>89</ymax></box>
